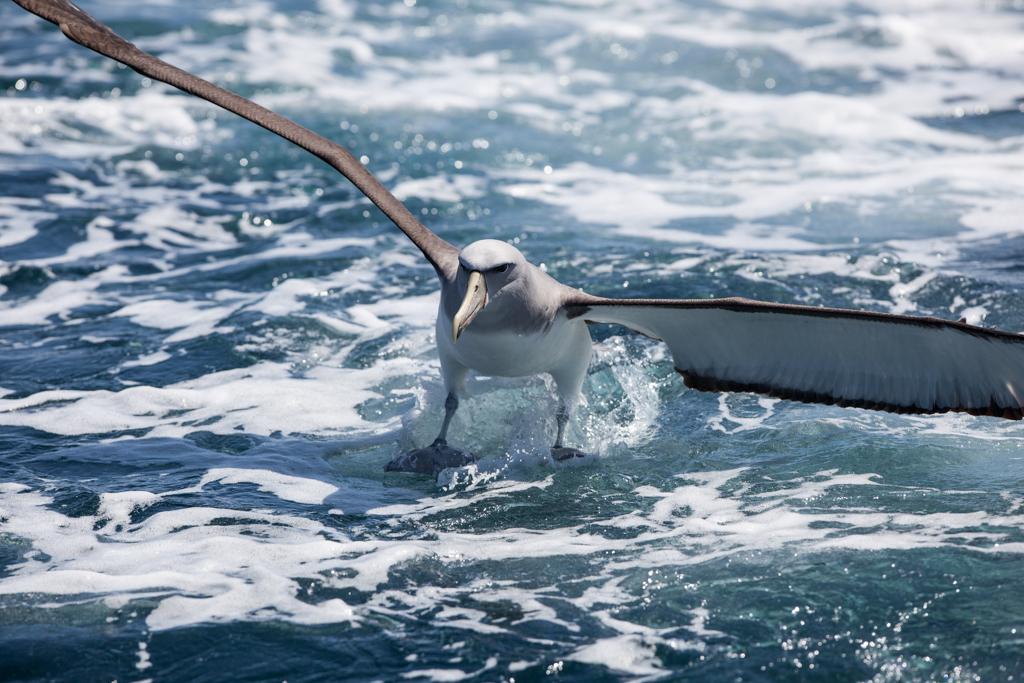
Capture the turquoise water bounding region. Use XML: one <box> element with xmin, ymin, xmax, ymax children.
<box><xmin>2</xmin><ymin>0</ymin><xmax>1024</xmax><ymax>680</ymax></box>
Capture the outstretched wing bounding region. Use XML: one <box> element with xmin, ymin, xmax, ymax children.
<box><xmin>564</xmin><ymin>296</ymin><xmax>1024</xmax><ymax>419</ymax></box>
<box><xmin>11</xmin><ymin>0</ymin><xmax>460</xmax><ymax>279</ymax></box>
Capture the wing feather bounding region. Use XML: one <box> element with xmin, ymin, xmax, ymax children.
<box><xmin>564</xmin><ymin>296</ymin><xmax>1024</xmax><ymax>419</ymax></box>
<box><xmin>12</xmin><ymin>0</ymin><xmax>460</xmax><ymax>279</ymax></box>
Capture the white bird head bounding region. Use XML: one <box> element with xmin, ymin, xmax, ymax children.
<box><xmin>450</xmin><ymin>239</ymin><xmax>528</xmax><ymax>342</ymax></box>
<box><xmin>458</xmin><ymin>239</ymin><xmax>525</xmax><ymax>276</ymax></box>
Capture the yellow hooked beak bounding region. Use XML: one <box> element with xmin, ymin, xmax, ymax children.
<box><xmin>452</xmin><ymin>270</ymin><xmax>487</xmax><ymax>343</ymax></box>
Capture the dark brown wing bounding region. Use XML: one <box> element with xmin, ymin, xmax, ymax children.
<box><xmin>12</xmin><ymin>0</ymin><xmax>460</xmax><ymax>279</ymax></box>
<box><xmin>564</xmin><ymin>295</ymin><xmax>1024</xmax><ymax>420</ymax></box>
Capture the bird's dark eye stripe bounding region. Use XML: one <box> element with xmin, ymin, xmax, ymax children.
<box><xmin>494</xmin><ymin>263</ymin><xmax>510</xmax><ymax>273</ymax></box>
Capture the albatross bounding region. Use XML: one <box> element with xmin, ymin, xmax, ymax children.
<box><xmin>16</xmin><ymin>0</ymin><xmax>1024</xmax><ymax>475</ymax></box>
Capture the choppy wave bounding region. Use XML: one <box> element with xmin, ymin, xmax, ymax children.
<box><xmin>3</xmin><ymin>0</ymin><xmax>1024</xmax><ymax>680</ymax></box>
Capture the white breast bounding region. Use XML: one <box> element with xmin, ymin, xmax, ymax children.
<box><xmin>436</xmin><ymin>308</ymin><xmax>591</xmax><ymax>379</ymax></box>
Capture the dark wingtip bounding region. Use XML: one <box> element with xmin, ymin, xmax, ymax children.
<box><xmin>676</xmin><ymin>368</ymin><xmax>1023</xmax><ymax>421</ymax></box>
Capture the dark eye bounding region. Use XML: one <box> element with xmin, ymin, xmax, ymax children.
<box><xmin>495</xmin><ymin>263</ymin><xmax>509</xmax><ymax>273</ymax></box>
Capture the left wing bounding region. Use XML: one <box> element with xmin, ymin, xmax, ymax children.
<box><xmin>11</xmin><ymin>0</ymin><xmax>460</xmax><ymax>279</ymax></box>
<box><xmin>563</xmin><ymin>296</ymin><xmax>1024</xmax><ymax>419</ymax></box>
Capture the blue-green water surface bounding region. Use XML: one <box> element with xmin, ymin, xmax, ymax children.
<box><xmin>2</xmin><ymin>0</ymin><xmax>1024</xmax><ymax>680</ymax></box>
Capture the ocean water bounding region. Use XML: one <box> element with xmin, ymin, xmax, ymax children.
<box><xmin>2</xmin><ymin>0</ymin><xmax>1024</xmax><ymax>680</ymax></box>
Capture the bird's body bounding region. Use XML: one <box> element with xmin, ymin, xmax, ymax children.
<box><xmin>437</xmin><ymin>308</ymin><xmax>592</xmax><ymax>396</ymax></box>
<box><xmin>16</xmin><ymin>0</ymin><xmax>1024</xmax><ymax>477</ymax></box>
<box><xmin>384</xmin><ymin>239</ymin><xmax>599</xmax><ymax>473</ymax></box>
<box><xmin>436</xmin><ymin>240</ymin><xmax>592</xmax><ymax>404</ymax></box>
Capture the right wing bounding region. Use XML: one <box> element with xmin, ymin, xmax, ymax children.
<box><xmin>565</xmin><ymin>296</ymin><xmax>1024</xmax><ymax>419</ymax></box>
<box><xmin>11</xmin><ymin>0</ymin><xmax>460</xmax><ymax>279</ymax></box>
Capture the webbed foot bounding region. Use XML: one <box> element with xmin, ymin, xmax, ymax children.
<box><xmin>551</xmin><ymin>446</ymin><xmax>587</xmax><ymax>461</ymax></box>
<box><xmin>385</xmin><ymin>439</ymin><xmax>477</xmax><ymax>475</ymax></box>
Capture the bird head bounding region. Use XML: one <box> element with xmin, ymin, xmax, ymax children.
<box><xmin>451</xmin><ymin>239</ymin><xmax>525</xmax><ymax>342</ymax></box>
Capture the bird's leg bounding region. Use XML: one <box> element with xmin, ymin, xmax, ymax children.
<box><xmin>551</xmin><ymin>403</ymin><xmax>586</xmax><ymax>461</ymax></box>
<box><xmin>553</xmin><ymin>404</ymin><xmax>569</xmax><ymax>449</ymax></box>
<box><xmin>432</xmin><ymin>392</ymin><xmax>459</xmax><ymax>446</ymax></box>
<box><xmin>385</xmin><ymin>391</ymin><xmax>476</xmax><ymax>475</ymax></box>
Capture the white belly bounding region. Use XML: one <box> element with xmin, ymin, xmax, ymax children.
<box><xmin>436</xmin><ymin>311</ymin><xmax>591</xmax><ymax>385</ymax></box>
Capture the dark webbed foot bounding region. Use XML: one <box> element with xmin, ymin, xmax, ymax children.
<box><xmin>551</xmin><ymin>446</ymin><xmax>587</xmax><ymax>461</ymax></box>
<box><xmin>384</xmin><ymin>439</ymin><xmax>477</xmax><ymax>475</ymax></box>
<box><xmin>550</xmin><ymin>404</ymin><xmax>588</xmax><ymax>462</ymax></box>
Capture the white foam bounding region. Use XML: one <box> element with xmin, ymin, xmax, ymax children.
<box><xmin>568</xmin><ymin>634</ymin><xmax>667</xmax><ymax>680</ymax></box>
<box><xmin>0</xmin><ymin>484</ymin><xmax>364</xmax><ymax>631</ymax></box>
<box><xmin>113</xmin><ymin>298</ymin><xmax>244</xmax><ymax>343</ymax></box>
<box><xmin>123</xmin><ymin>205</ymin><xmax>237</xmax><ymax>253</ymax></box>
<box><xmin>2</xmin><ymin>458</ymin><xmax>1023</xmax><ymax>649</ymax></box>
<box><xmin>194</xmin><ymin>468</ymin><xmax>339</xmax><ymax>505</ymax></box>
<box><xmin>0</xmin><ymin>361</ymin><xmax>400</xmax><ymax>437</ymax></box>
<box><xmin>0</xmin><ymin>271</ymin><xmax>108</xmax><ymax>327</ymax></box>
<box><xmin>496</xmin><ymin>140</ymin><xmax>1024</xmax><ymax>255</ymax></box>
<box><xmin>391</xmin><ymin>174</ymin><xmax>487</xmax><ymax>203</ymax></box>
<box><xmin>708</xmin><ymin>394</ymin><xmax>778</xmax><ymax>434</ymax></box>
<box><xmin>958</xmin><ymin>305</ymin><xmax>987</xmax><ymax>327</ymax></box>
<box><xmin>0</xmin><ymin>91</ymin><xmax>199</xmax><ymax>159</ymax></box>
<box><xmin>0</xmin><ymin>198</ymin><xmax>48</xmax><ymax>248</ymax></box>
<box><xmin>122</xmin><ymin>349</ymin><xmax>173</xmax><ymax>369</ymax></box>
<box><xmin>401</xmin><ymin>658</ymin><xmax>498</xmax><ymax>682</ymax></box>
